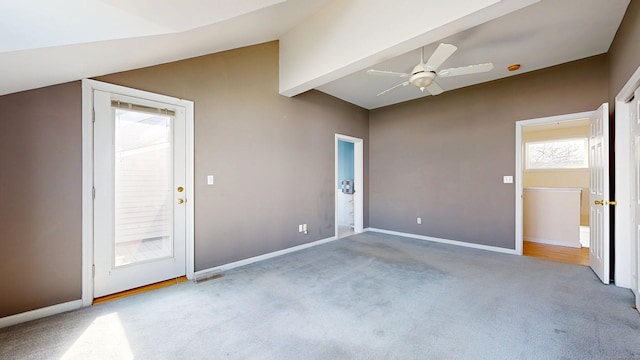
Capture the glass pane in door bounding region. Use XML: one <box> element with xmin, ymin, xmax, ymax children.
<box><xmin>114</xmin><ymin>108</ymin><xmax>173</xmax><ymax>267</ymax></box>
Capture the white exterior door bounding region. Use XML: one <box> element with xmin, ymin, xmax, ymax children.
<box><xmin>93</xmin><ymin>90</ymin><xmax>187</xmax><ymax>298</ymax></box>
<box><xmin>631</xmin><ymin>88</ymin><xmax>640</xmax><ymax>307</ymax></box>
<box><xmin>589</xmin><ymin>103</ymin><xmax>611</xmax><ymax>284</ymax></box>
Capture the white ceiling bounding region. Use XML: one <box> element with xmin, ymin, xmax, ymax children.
<box><xmin>0</xmin><ymin>0</ymin><xmax>331</xmax><ymax>96</ymax></box>
<box><xmin>317</xmin><ymin>0</ymin><xmax>630</xmax><ymax>109</ymax></box>
<box><xmin>0</xmin><ymin>0</ymin><xmax>631</xmax><ymax>110</ymax></box>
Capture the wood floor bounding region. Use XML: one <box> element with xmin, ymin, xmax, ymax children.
<box><xmin>524</xmin><ymin>241</ymin><xmax>589</xmax><ymax>266</ymax></box>
<box><xmin>93</xmin><ymin>276</ymin><xmax>188</xmax><ymax>305</ymax></box>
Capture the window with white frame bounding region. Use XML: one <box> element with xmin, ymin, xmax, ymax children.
<box><xmin>525</xmin><ymin>138</ymin><xmax>588</xmax><ymax>170</ymax></box>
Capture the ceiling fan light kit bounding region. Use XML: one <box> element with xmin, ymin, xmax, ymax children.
<box><xmin>367</xmin><ymin>43</ymin><xmax>495</xmax><ymax>97</ymax></box>
<box><xmin>409</xmin><ymin>64</ymin><xmax>436</xmax><ymax>91</ymax></box>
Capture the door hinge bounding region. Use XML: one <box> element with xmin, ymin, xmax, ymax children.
<box><xmin>92</xmin><ymin>264</ymin><xmax>95</xmax><ymax>278</ymax></box>
<box><xmin>92</xmin><ymin>108</ymin><xmax>95</xmax><ymax>123</ymax></box>
<box><xmin>92</xmin><ymin>186</ymin><xmax>96</xmax><ymax>199</ymax></box>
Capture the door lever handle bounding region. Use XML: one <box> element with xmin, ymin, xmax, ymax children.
<box><xmin>594</xmin><ymin>200</ymin><xmax>604</xmax><ymax>205</ymax></box>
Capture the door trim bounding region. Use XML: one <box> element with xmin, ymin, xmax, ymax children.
<box><xmin>515</xmin><ymin>110</ymin><xmax>594</xmax><ymax>257</ymax></box>
<box><xmin>81</xmin><ymin>79</ymin><xmax>195</xmax><ymax>306</ymax></box>
<box><xmin>613</xmin><ymin>65</ymin><xmax>640</xmax><ymax>290</ymax></box>
<box><xmin>335</xmin><ymin>134</ymin><xmax>364</xmax><ymax>237</ymax></box>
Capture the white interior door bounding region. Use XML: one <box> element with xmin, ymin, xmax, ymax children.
<box><xmin>93</xmin><ymin>90</ymin><xmax>187</xmax><ymax>298</ymax></box>
<box><xmin>631</xmin><ymin>88</ymin><xmax>640</xmax><ymax>307</ymax></box>
<box><xmin>589</xmin><ymin>103</ymin><xmax>610</xmax><ymax>284</ymax></box>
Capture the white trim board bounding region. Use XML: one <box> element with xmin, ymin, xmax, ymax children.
<box><xmin>194</xmin><ymin>236</ymin><xmax>339</xmax><ymax>280</ymax></box>
<box><xmin>365</xmin><ymin>228</ymin><xmax>518</xmax><ymax>255</ymax></box>
<box><xmin>613</xmin><ymin>65</ymin><xmax>640</xmax><ymax>290</ymax></box>
<box><xmin>0</xmin><ymin>300</ymin><xmax>82</xmax><ymax>329</ymax></box>
<box><xmin>81</xmin><ymin>79</ymin><xmax>195</xmax><ymax>305</ymax></box>
<box><xmin>524</xmin><ymin>237</ymin><xmax>582</xmax><ymax>249</ymax></box>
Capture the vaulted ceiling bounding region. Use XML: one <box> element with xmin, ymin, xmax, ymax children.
<box><xmin>0</xmin><ymin>0</ymin><xmax>630</xmax><ymax>109</ymax></box>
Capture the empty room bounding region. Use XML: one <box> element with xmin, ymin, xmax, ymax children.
<box><xmin>2</xmin><ymin>0</ymin><xmax>640</xmax><ymax>358</ymax></box>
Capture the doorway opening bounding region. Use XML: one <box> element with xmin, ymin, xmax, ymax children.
<box><xmin>335</xmin><ymin>134</ymin><xmax>364</xmax><ymax>239</ymax></box>
<box><xmin>516</xmin><ymin>104</ymin><xmax>611</xmax><ymax>284</ymax></box>
<box><xmin>521</xmin><ymin>119</ymin><xmax>591</xmax><ymax>266</ymax></box>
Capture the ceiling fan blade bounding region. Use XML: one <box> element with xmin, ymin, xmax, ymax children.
<box><xmin>426</xmin><ymin>82</ymin><xmax>444</xmax><ymax>96</ymax></box>
<box><xmin>376</xmin><ymin>81</ymin><xmax>410</xmax><ymax>96</ymax></box>
<box><xmin>425</xmin><ymin>43</ymin><xmax>457</xmax><ymax>70</ymax></box>
<box><xmin>367</xmin><ymin>69</ymin><xmax>410</xmax><ymax>78</ymax></box>
<box><xmin>438</xmin><ymin>63</ymin><xmax>494</xmax><ymax>77</ymax></box>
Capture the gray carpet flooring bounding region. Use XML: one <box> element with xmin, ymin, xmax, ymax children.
<box><xmin>1</xmin><ymin>232</ymin><xmax>639</xmax><ymax>359</ymax></box>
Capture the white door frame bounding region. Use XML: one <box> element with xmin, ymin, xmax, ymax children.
<box><xmin>613</xmin><ymin>65</ymin><xmax>640</xmax><ymax>290</ymax></box>
<box><xmin>81</xmin><ymin>79</ymin><xmax>195</xmax><ymax>306</ymax></box>
<box><xmin>335</xmin><ymin>134</ymin><xmax>364</xmax><ymax>237</ymax></box>
<box><xmin>515</xmin><ymin>110</ymin><xmax>596</xmax><ymax>256</ymax></box>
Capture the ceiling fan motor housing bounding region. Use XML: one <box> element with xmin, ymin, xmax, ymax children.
<box><xmin>410</xmin><ymin>63</ymin><xmax>436</xmax><ymax>89</ymax></box>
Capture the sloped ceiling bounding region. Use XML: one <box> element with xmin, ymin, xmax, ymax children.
<box><xmin>0</xmin><ymin>0</ymin><xmax>631</xmax><ymax>110</ymax></box>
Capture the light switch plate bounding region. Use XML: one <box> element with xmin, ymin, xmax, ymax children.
<box><xmin>207</xmin><ymin>175</ymin><xmax>214</xmax><ymax>185</ymax></box>
<box><xmin>503</xmin><ymin>176</ymin><xmax>513</xmax><ymax>184</ymax></box>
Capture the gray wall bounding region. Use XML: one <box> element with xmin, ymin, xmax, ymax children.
<box><xmin>369</xmin><ymin>55</ymin><xmax>609</xmax><ymax>249</ymax></box>
<box><xmin>609</xmin><ymin>0</ymin><xmax>640</xmax><ymax>103</ymax></box>
<box><xmin>2</xmin><ymin>3</ymin><xmax>639</xmax><ymax>319</ymax></box>
<box><xmin>0</xmin><ymin>82</ymin><xmax>82</xmax><ymax>318</ymax></box>
<box><xmin>0</xmin><ymin>41</ymin><xmax>368</xmax><ymax>318</ymax></box>
<box><xmin>97</xmin><ymin>41</ymin><xmax>370</xmax><ymax>271</ymax></box>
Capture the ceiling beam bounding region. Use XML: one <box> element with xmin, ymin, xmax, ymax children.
<box><xmin>279</xmin><ymin>0</ymin><xmax>539</xmax><ymax>97</ymax></box>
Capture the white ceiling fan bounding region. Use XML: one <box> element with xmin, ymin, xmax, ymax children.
<box><xmin>367</xmin><ymin>43</ymin><xmax>494</xmax><ymax>97</ymax></box>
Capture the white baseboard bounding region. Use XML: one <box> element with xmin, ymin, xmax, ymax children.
<box><xmin>525</xmin><ymin>236</ymin><xmax>582</xmax><ymax>249</ymax></box>
<box><xmin>0</xmin><ymin>300</ymin><xmax>83</xmax><ymax>329</ymax></box>
<box><xmin>365</xmin><ymin>228</ymin><xmax>518</xmax><ymax>255</ymax></box>
<box><xmin>194</xmin><ymin>236</ymin><xmax>338</xmax><ymax>280</ymax></box>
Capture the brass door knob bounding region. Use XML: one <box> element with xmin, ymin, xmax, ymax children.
<box><xmin>177</xmin><ymin>186</ymin><xmax>184</xmax><ymax>193</ymax></box>
<box><xmin>177</xmin><ymin>198</ymin><xmax>185</xmax><ymax>204</ymax></box>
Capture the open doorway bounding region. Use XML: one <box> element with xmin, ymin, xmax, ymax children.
<box><xmin>516</xmin><ymin>104</ymin><xmax>611</xmax><ymax>283</ymax></box>
<box><xmin>335</xmin><ymin>134</ymin><xmax>364</xmax><ymax>239</ymax></box>
<box><xmin>519</xmin><ymin>118</ymin><xmax>591</xmax><ymax>266</ymax></box>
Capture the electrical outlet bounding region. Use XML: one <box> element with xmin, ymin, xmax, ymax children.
<box><xmin>417</xmin><ymin>217</ymin><xmax>422</xmax><ymax>224</ymax></box>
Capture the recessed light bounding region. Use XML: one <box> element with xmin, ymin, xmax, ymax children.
<box><xmin>508</xmin><ymin>64</ymin><xmax>521</xmax><ymax>71</ymax></box>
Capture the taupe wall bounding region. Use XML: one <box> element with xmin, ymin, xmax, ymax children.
<box><xmin>0</xmin><ymin>82</ymin><xmax>82</xmax><ymax>318</ymax></box>
<box><xmin>97</xmin><ymin>41</ymin><xmax>369</xmax><ymax>271</ymax></box>
<box><xmin>609</xmin><ymin>0</ymin><xmax>640</xmax><ymax>104</ymax></box>
<box><xmin>369</xmin><ymin>55</ymin><xmax>608</xmax><ymax>249</ymax></box>
<box><xmin>0</xmin><ymin>42</ymin><xmax>368</xmax><ymax>318</ymax></box>
<box><xmin>2</xmin><ymin>3</ymin><xmax>638</xmax><ymax>320</ymax></box>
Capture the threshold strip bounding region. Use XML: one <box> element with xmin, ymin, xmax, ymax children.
<box><xmin>93</xmin><ymin>276</ymin><xmax>188</xmax><ymax>305</ymax></box>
